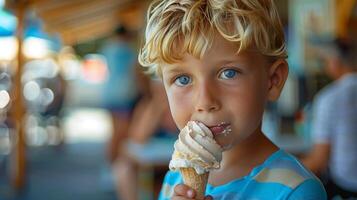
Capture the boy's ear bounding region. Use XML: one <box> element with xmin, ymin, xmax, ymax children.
<box><xmin>267</xmin><ymin>59</ymin><xmax>289</xmax><ymax>101</ymax></box>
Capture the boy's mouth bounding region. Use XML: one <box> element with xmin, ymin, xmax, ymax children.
<box><xmin>208</xmin><ymin>123</ymin><xmax>232</xmax><ymax>136</ymax></box>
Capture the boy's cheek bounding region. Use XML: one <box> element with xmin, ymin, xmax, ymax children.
<box><xmin>169</xmin><ymin>109</ymin><xmax>185</xmax><ymax>130</ymax></box>
<box><xmin>167</xmin><ymin>97</ymin><xmax>189</xmax><ymax>129</ymax></box>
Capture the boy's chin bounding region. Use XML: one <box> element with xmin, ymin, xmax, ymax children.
<box><xmin>216</xmin><ymin>133</ymin><xmax>253</xmax><ymax>151</ymax></box>
<box><xmin>215</xmin><ymin>137</ymin><xmax>236</xmax><ymax>151</ymax></box>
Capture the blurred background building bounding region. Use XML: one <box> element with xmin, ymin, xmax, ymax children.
<box><xmin>0</xmin><ymin>0</ymin><xmax>356</xmax><ymax>200</ymax></box>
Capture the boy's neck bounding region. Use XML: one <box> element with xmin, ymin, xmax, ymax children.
<box><xmin>208</xmin><ymin>129</ymin><xmax>278</xmax><ymax>186</ymax></box>
<box><xmin>221</xmin><ymin>129</ymin><xmax>278</xmax><ymax>170</ymax></box>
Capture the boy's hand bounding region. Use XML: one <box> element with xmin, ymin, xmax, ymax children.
<box><xmin>172</xmin><ymin>184</ymin><xmax>213</xmax><ymax>200</ymax></box>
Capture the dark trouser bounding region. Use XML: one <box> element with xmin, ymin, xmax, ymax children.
<box><xmin>325</xmin><ymin>177</ymin><xmax>357</xmax><ymax>199</ymax></box>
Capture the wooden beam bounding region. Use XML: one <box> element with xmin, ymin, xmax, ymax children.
<box><xmin>58</xmin><ymin>15</ymin><xmax>118</xmax><ymax>45</ymax></box>
<box><xmin>41</xmin><ymin>1</ymin><xmax>147</xmax><ymax>44</ymax></box>
<box><xmin>29</xmin><ymin>0</ymin><xmax>148</xmax><ymax>44</ymax></box>
<box><xmin>10</xmin><ymin>1</ymin><xmax>27</xmax><ymax>190</ymax></box>
<box><xmin>42</xmin><ymin>5</ymin><xmax>118</xmax><ymax>32</ymax></box>
<box><xmin>34</xmin><ymin>0</ymin><xmax>132</xmax><ymax>23</ymax></box>
<box><xmin>55</xmin><ymin>13</ymin><xmax>117</xmax><ymax>36</ymax></box>
<box><xmin>31</xmin><ymin>0</ymin><xmax>89</xmax><ymax>13</ymax></box>
<box><xmin>44</xmin><ymin>2</ymin><xmax>145</xmax><ymax>32</ymax></box>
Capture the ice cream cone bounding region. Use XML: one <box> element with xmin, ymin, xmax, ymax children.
<box><xmin>180</xmin><ymin>167</ymin><xmax>208</xmax><ymax>200</ymax></box>
<box><xmin>170</xmin><ymin>121</ymin><xmax>222</xmax><ymax>199</ymax></box>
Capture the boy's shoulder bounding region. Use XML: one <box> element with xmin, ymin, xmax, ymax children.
<box><xmin>253</xmin><ymin>150</ymin><xmax>318</xmax><ymax>187</ymax></box>
<box><xmin>249</xmin><ymin>150</ymin><xmax>326</xmax><ymax>199</ymax></box>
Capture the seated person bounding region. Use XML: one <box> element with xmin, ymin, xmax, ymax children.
<box><xmin>302</xmin><ymin>38</ymin><xmax>357</xmax><ymax>199</ymax></box>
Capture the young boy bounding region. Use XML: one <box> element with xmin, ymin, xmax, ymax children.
<box><xmin>139</xmin><ymin>0</ymin><xmax>327</xmax><ymax>199</ymax></box>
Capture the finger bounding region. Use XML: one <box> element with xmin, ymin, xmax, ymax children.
<box><xmin>174</xmin><ymin>184</ymin><xmax>195</xmax><ymax>198</ymax></box>
<box><xmin>171</xmin><ymin>196</ymin><xmax>194</xmax><ymax>200</ymax></box>
<box><xmin>204</xmin><ymin>195</ymin><xmax>213</xmax><ymax>200</ymax></box>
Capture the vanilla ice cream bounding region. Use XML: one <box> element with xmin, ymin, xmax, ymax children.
<box><xmin>169</xmin><ymin>121</ymin><xmax>223</xmax><ymax>174</ymax></box>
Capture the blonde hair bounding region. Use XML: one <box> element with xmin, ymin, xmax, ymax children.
<box><xmin>138</xmin><ymin>0</ymin><xmax>287</xmax><ymax>75</ymax></box>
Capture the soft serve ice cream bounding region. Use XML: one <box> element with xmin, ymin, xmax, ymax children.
<box><xmin>169</xmin><ymin>121</ymin><xmax>223</xmax><ymax>174</ymax></box>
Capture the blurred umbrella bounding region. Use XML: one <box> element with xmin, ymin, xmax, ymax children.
<box><xmin>0</xmin><ymin>8</ymin><xmax>61</xmax><ymax>52</ymax></box>
<box><xmin>23</xmin><ymin>11</ymin><xmax>62</xmax><ymax>51</ymax></box>
<box><xmin>0</xmin><ymin>8</ymin><xmax>17</xmax><ymax>36</ymax></box>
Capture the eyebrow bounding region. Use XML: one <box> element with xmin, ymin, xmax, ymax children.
<box><xmin>218</xmin><ymin>59</ymin><xmax>240</xmax><ymax>65</ymax></box>
<box><xmin>162</xmin><ymin>66</ymin><xmax>186</xmax><ymax>76</ymax></box>
<box><xmin>163</xmin><ymin>59</ymin><xmax>243</xmax><ymax>74</ymax></box>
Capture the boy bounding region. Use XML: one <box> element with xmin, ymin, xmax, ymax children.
<box><xmin>138</xmin><ymin>0</ymin><xmax>327</xmax><ymax>199</ymax></box>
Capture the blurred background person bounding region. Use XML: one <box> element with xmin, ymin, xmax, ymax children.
<box><xmin>302</xmin><ymin>37</ymin><xmax>357</xmax><ymax>199</ymax></box>
<box><xmin>99</xmin><ymin>25</ymin><xmax>141</xmax><ymax>164</ymax></box>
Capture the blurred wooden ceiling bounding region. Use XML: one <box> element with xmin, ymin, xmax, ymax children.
<box><xmin>5</xmin><ymin>0</ymin><xmax>149</xmax><ymax>45</ymax></box>
<box><xmin>3</xmin><ymin>0</ymin><xmax>289</xmax><ymax>46</ymax></box>
<box><xmin>5</xmin><ymin>0</ymin><xmax>357</xmax><ymax>45</ymax></box>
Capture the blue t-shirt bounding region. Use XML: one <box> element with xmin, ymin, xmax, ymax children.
<box><xmin>159</xmin><ymin>150</ymin><xmax>327</xmax><ymax>200</ymax></box>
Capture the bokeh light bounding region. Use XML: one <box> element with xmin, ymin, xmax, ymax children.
<box><xmin>0</xmin><ymin>90</ymin><xmax>10</xmax><ymax>109</ymax></box>
<box><xmin>23</xmin><ymin>81</ymin><xmax>41</xmax><ymax>101</ymax></box>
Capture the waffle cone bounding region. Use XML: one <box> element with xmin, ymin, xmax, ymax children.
<box><xmin>180</xmin><ymin>168</ymin><xmax>208</xmax><ymax>200</ymax></box>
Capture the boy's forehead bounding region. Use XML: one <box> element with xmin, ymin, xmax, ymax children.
<box><xmin>160</xmin><ymin>34</ymin><xmax>268</xmax><ymax>73</ymax></box>
<box><xmin>176</xmin><ymin>37</ymin><xmax>237</xmax><ymax>62</ymax></box>
<box><xmin>191</xmin><ymin>34</ymin><xmax>260</xmax><ymax>61</ymax></box>
<box><xmin>162</xmin><ymin>49</ymin><xmax>265</xmax><ymax>72</ymax></box>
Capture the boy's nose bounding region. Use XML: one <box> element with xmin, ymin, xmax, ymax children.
<box><xmin>194</xmin><ymin>81</ymin><xmax>221</xmax><ymax>113</ymax></box>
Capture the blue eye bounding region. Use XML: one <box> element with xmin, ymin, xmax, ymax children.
<box><xmin>220</xmin><ymin>69</ymin><xmax>237</xmax><ymax>79</ymax></box>
<box><xmin>174</xmin><ymin>75</ymin><xmax>192</xmax><ymax>86</ymax></box>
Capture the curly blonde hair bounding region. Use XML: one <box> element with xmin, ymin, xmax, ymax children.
<box><xmin>138</xmin><ymin>0</ymin><xmax>287</xmax><ymax>75</ymax></box>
